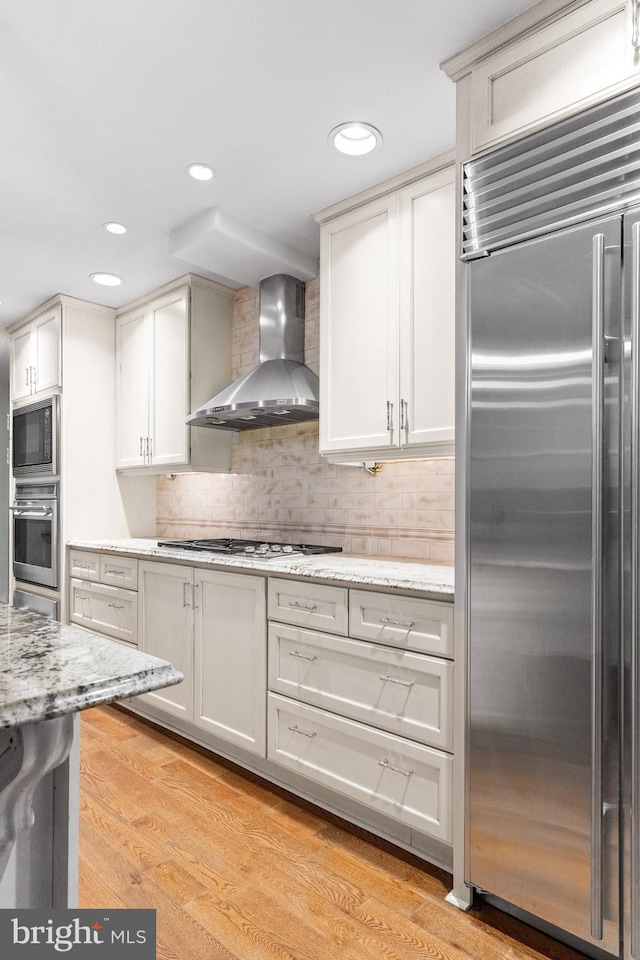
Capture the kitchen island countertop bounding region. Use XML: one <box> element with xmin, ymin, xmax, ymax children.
<box><xmin>0</xmin><ymin>604</ymin><xmax>183</xmax><ymax>729</ymax></box>
<box><xmin>67</xmin><ymin>538</ymin><xmax>455</xmax><ymax>598</ymax></box>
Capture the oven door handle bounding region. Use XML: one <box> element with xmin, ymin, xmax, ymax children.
<box><xmin>10</xmin><ymin>505</ymin><xmax>54</xmax><ymax>518</ymax></box>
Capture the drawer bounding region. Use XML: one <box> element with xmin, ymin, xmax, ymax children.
<box><xmin>268</xmin><ymin>578</ymin><xmax>348</xmax><ymax>636</ymax></box>
<box><xmin>68</xmin><ymin>550</ymin><xmax>100</xmax><ymax>582</ymax></box>
<box><xmin>267</xmin><ymin>693</ymin><xmax>452</xmax><ymax>842</ymax></box>
<box><xmin>268</xmin><ymin>623</ymin><xmax>453</xmax><ymax>750</ymax></box>
<box><xmin>70</xmin><ymin>578</ymin><xmax>138</xmax><ymax>645</ymax></box>
<box><xmin>100</xmin><ymin>554</ymin><xmax>138</xmax><ymax>589</ymax></box>
<box><xmin>349</xmin><ymin>590</ymin><xmax>453</xmax><ymax>658</ymax></box>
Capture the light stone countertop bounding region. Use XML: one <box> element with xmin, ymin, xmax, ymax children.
<box><xmin>0</xmin><ymin>605</ymin><xmax>183</xmax><ymax>729</ymax></box>
<box><xmin>68</xmin><ymin>538</ymin><xmax>455</xmax><ymax>598</ymax></box>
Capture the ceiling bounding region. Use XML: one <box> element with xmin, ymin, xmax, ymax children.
<box><xmin>0</xmin><ymin>0</ymin><xmax>537</xmax><ymax>325</ymax></box>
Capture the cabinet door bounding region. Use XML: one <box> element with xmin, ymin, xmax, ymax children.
<box><xmin>319</xmin><ymin>195</ymin><xmax>400</xmax><ymax>455</ymax></box>
<box><xmin>137</xmin><ymin>561</ymin><xmax>193</xmax><ymax>720</ymax></box>
<box><xmin>32</xmin><ymin>306</ymin><xmax>61</xmax><ymax>394</ymax></box>
<box><xmin>149</xmin><ymin>287</ymin><xmax>189</xmax><ymax>466</ymax></box>
<box><xmin>399</xmin><ymin>169</ymin><xmax>455</xmax><ymax>455</ymax></box>
<box><xmin>115</xmin><ymin>309</ymin><xmax>149</xmax><ymax>468</ymax></box>
<box><xmin>194</xmin><ymin>569</ymin><xmax>266</xmax><ymax>756</ymax></box>
<box><xmin>10</xmin><ymin>327</ymin><xmax>34</xmax><ymax>401</ymax></box>
<box><xmin>471</xmin><ymin>0</ymin><xmax>638</xmax><ymax>153</ymax></box>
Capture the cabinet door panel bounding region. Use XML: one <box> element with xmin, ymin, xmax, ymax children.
<box><xmin>194</xmin><ymin>570</ymin><xmax>266</xmax><ymax>755</ymax></box>
<box><xmin>319</xmin><ymin>196</ymin><xmax>399</xmax><ymax>454</ymax></box>
<box><xmin>11</xmin><ymin>328</ymin><xmax>33</xmax><ymax>401</ymax></box>
<box><xmin>137</xmin><ymin>561</ymin><xmax>193</xmax><ymax>720</ymax></box>
<box><xmin>268</xmin><ymin>693</ymin><xmax>452</xmax><ymax>841</ymax></box>
<box><xmin>116</xmin><ymin>311</ymin><xmax>149</xmax><ymax>468</ymax></box>
<box><xmin>399</xmin><ymin>170</ymin><xmax>455</xmax><ymax>454</ymax></box>
<box><xmin>150</xmin><ymin>289</ymin><xmax>189</xmax><ymax>466</ymax></box>
<box><xmin>33</xmin><ymin>307</ymin><xmax>61</xmax><ymax>393</ymax></box>
<box><xmin>472</xmin><ymin>0</ymin><xmax>635</xmax><ymax>152</ymax></box>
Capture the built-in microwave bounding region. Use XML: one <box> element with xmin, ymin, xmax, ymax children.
<box><xmin>12</xmin><ymin>396</ymin><xmax>58</xmax><ymax>477</ymax></box>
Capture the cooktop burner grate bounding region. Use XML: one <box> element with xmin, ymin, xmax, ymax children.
<box><xmin>156</xmin><ymin>538</ymin><xmax>342</xmax><ymax>560</ymax></box>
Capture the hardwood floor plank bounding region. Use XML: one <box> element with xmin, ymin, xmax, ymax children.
<box><xmin>79</xmin><ymin>706</ymin><xmax>592</xmax><ymax>960</ymax></box>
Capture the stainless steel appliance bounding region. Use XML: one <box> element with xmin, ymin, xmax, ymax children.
<box><xmin>13</xmin><ymin>588</ymin><xmax>59</xmax><ymax>619</ymax></box>
<box><xmin>157</xmin><ymin>538</ymin><xmax>342</xmax><ymax>561</ymax></box>
<box><xmin>11</xmin><ymin>480</ymin><xmax>59</xmax><ymax>589</ymax></box>
<box><xmin>463</xmin><ymin>86</ymin><xmax>640</xmax><ymax>959</ymax></box>
<box><xmin>187</xmin><ymin>274</ymin><xmax>319</xmax><ymax>430</ymax></box>
<box><xmin>12</xmin><ymin>395</ymin><xmax>58</xmax><ymax>477</ymax></box>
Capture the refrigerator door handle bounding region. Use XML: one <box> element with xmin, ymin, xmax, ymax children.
<box><xmin>631</xmin><ymin>220</ymin><xmax>640</xmax><ymax>959</ymax></box>
<box><xmin>591</xmin><ymin>232</ymin><xmax>605</xmax><ymax>943</ymax></box>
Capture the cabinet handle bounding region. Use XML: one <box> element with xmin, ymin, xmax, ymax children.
<box><xmin>386</xmin><ymin>400</ymin><xmax>394</xmax><ymax>432</ymax></box>
<box><xmin>106</xmin><ymin>568</ymin><xmax>125</xmax><ymax>577</ymax></box>
<box><xmin>288</xmin><ymin>650</ymin><xmax>317</xmax><ymax>662</ymax></box>
<box><xmin>76</xmin><ymin>562</ymin><xmax>89</xmax><ymax>570</ymax></box>
<box><xmin>288</xmin><ymin>600</ymin><xmax>317</xmax><ymax>613</ymax></box>
<box><xmin>30</xmin><ymin>366</ymin><xmax>36</xmax><ymax>390</ymax></box>
<box><xmin>25</xmin><ymin>368</ymin><xmax>29</xmax><ymax>387</ymax></box>
<box><xmin>139</xmin><ymin>437</ymin><xmax>143</xmax><ymax>457</ymax></box>
<box><xmin>378</xmin><ymin>758</ymin><xmax>414</xmax><ymax>777</ymax></box>
<box><xmin>633</xmin><ymin>0</ymin><xmax>640</xmax><ymax>50</ymax></box>
<box><xmin>378</xmin><ymin>617</ymin><xmax>415</xmax><ymax>630</ymax></box>
<box><xmin>400</xmin><ymin>398</ymin><xmax>408</xmax><ymax>433</ymax></box>
<box><xmin>191</xmin><ymin>583</ymin><xmax>199</xmax><ymax>609</ymax></box>
<box><xmin>147</xmin><ymin>436</ymin><xmax>153</xmax><ymax>464</ymax></box>
<box><xmin>288</xmin><ymin>725</ymin><xmax>316</xmax><ymax>739</ymax></box>
<box><xmin>182</xmin><ymin>582</ymin><xmax>190</xmax><ymax>607</ymax></box>
<box><xmin>107</xmin><ymin>603</ymin><xmax>125</xmax><ymax>611</ymax></box>
<box><xmin>378</xmin><ymin>674</ymin><xmax>414</xmax><ymax>688</ymax></box>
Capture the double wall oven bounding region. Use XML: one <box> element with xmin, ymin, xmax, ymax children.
<box><xmin>11</xmin><ymin>395</ymin><xmax>60</xmax><ymax>616</ymax></box>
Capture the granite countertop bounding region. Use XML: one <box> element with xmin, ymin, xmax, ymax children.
<box><xmin>0</xmin><ymin>605</ymin><xmax>183</xmax><ymax>729</ymax></box>
<box><xmin>67</xmin><ymin>538</ymin><xmax>455</xmax><ymax>598</ymax></box>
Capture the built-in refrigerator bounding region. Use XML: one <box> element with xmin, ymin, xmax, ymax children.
<box><xmin>465</xmin><ymin>86</ymin><xmax>640</xmax><ymax>959</ymax></box>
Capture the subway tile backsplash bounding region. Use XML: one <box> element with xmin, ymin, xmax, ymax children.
<box><xmin>156</xmin><ymin>277</ymin><xmax>454</xmax><ymax>564</ymax></box>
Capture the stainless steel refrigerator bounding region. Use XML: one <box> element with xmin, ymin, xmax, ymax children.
<box><xmin>465</xmin><ymin>87</ymin><xmax>640</xmax><ymax>959</ymax></box>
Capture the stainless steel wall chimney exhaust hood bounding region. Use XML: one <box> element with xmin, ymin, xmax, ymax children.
<box><xmin>187</xmin><ymin>274</ymin><xmax>319</xmax><ymax>431</ymax></box>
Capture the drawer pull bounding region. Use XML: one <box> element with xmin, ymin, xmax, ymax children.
<box><xmin>288</xmin><ymin>601</ymin><xmax>318</xmax><ymax>613</ymax></box>
<box><xmin>106</xmin><ymin>567</ymin><xmax>125</xmax><ymax>577</ymax></box>
<box><xmin>107</xmin><ymin>603</ymin><xmax>125</xmax><ymax>611</ymax></box>
<box><xmin>379</xmin><ymin>674</ymin><xmax>414</xmax><ymax>688</ymax></box>
<box><xmin>378</xmin><ymin>758</ymin><xmax>414</xmax><ymax>777</ymax></box>
<box><xmin>288</xmin><ymin>650</ymin><xmax>317</xmax><ymax>662</ymax></box>
<box><xmin>288</xmin><ymin>724</ymin><xmax>316</xmax><ymax>739</ymax></box>
<box><xmin>379</xmin><ymin>617</ymin><xmax>415</xmax><ymax>630</ymax></box>
<box><xmin>76</xmin><ymin>562</ymin><xmax>89</xmax><ymax>571</ymax></box>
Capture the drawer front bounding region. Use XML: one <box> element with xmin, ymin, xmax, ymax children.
<box><xmin>349</xmin><ymin>590</ymin><xmax>453</xmax><ymax>658</ymax></box>
<box><xmin>268</xmin><ymin>693</ymin><xmax>452</xmax><ymax>841</ymax></box>
<box><xmin>69</xmin><ymin>550</ymin><xmax>100</xmax><ymax>582</ymax></box>
<box><xmin>70</xmin><ymin>578</ymin><xmax>138</xmax><ymax>644</ymax></box>
<box><xmin>268</xmin><ymin>623</ymin><xmax>453</xmax><ymax>750</ymax></box>
<box><xmin>268</xmin><ymin>578</ymin><xmax>348</xmax><ymax>635</ymax></box>
<box><xmin>100</xmin><ymin>554</ymin><xmax>138</xmax><ymax>589</ymax></box>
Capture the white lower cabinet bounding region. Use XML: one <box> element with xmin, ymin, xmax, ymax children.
<box><xmin>137</xmin><ymin>561</ymin><xmax>194</xmax><ymax>721</ymax></box>
<box><xmin>194</xmin><ymin>569</ymin><xmax>266</xmax><ymax>756</ymax></box>
<box><xmin>136</xmin><ymin>560</ymin><xmax>267</xmax><ymax>755</ymax></box>
<box><xmin>268</xmin><ymin>622</ymin><xmax>453</xmax><ymax>750</ymax></box>
<box><xmin>69</xmin><ymin>579</ymin><xmax>138</xmax><ymax>646</ymax></box>
<box><xmin>267</xmin><ymin>693</ymin><xmax>452</xmax><ymax>842</ymax></box>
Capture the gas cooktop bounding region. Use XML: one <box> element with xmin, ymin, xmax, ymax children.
<box><xmin>156</xmin><ymin>538</ymin><xmax>342</xmax><ymax>561</ymax></box>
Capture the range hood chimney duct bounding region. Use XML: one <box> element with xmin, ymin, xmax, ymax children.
<box><xmin>187</xmin><ymin>274</ymin><xmax>319</xmax><ymax>431</ymax></box>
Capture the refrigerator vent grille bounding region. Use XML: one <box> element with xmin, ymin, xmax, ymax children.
<box><xmin>462</xmin><ymin>86</ymin><xmax>640</xmax><ymax>258</ymax></box>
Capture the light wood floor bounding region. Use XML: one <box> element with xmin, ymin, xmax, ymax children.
<box><xmin>79</xmin><ymin>705</ymin><xmax>590</xmax><ymax>960</ymax></box>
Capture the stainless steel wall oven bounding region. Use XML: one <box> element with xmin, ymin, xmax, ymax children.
<box><xmin>11</xmin><ymin>480</ymin><xmax>59</xmax><ymax>589</ymax></box>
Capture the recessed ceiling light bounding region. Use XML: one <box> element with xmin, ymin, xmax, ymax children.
<box><xmin>104</xmin><ymin>221</ymin><xmax>128</xmax><ymax>234</ymax></box>
<box><xmin>329</xmin><ymin>122</ymin><xmax>382</xmax><ymax>156</ymax></box>
<box><xmin>187</xmin><ymin>163</ymin><xmax>215</xmax><ymax>181</ymax></box>
<box><xmin>90</xmin><ymin>273</ymin><xmax>123</xmax><ymax>287</ymax></box>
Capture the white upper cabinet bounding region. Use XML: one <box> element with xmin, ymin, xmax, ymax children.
<box><xmin>443</xmin><ymin>0</ymin><xmax>640</xmax><ymax>155</ymax></box>
<box><xmin>115</xmin><ymin>275</ymin><xmax>233</xmax><ymax>473</ymax></box>
<box><xmin>316</xmin><ymin>155</ymin><xmax>455</xmax><ymax>463</ymax></box>
<box><xmin>10</xmin><ymin>305</ymin><xmax>61</xmax><ymax>401</ymax></box>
